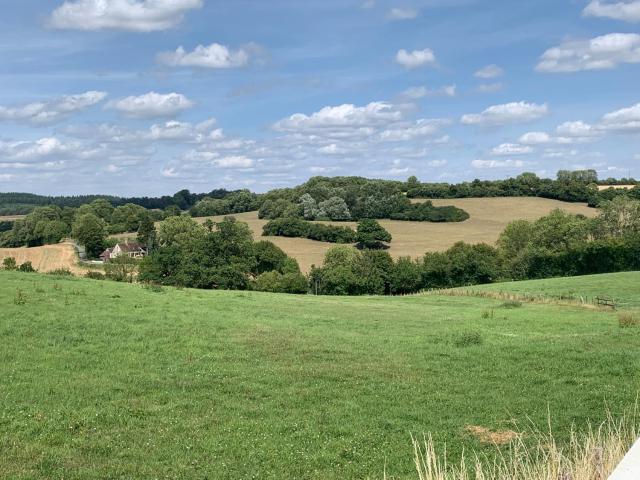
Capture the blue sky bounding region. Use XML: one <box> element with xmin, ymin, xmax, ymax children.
<box><xmin>0</xmin><ymin>0</ymin><xmax>639</xmax><ymax>196</ymax></box>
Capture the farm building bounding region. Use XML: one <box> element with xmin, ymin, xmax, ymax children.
<box><xmin>99</xmin><ymin>242</ymin><xmax>147</xmax><ymax>263</ymax></box>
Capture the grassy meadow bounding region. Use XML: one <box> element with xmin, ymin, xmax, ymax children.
<box><xmin>459</xmin><ymin>272</ymin><xmax>640</xmax><ymax>310</ymax></box>
<box><xmin>1</xmin><ymin>270</ymin><xmax>639</xmax><ymax>479</ymax></box>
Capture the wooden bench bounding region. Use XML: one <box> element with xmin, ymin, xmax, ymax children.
<box><xmin>595</xmin><ymin>296</ymin><xmax>616</xmax><ymax>309</ymax></box>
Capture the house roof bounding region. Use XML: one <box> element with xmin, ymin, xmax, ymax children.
<box><xmin>116</xmin><ymin>242</ymin><xmax>146</xmax><ymax>253</ymax></box>
<box><xmin>99</xmin><ymin>248</ymin><xmax>113</xmax><ymax>257</ymax></box>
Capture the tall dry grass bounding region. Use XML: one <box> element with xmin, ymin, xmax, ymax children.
<box><xmin>407</xmin><ymin>412</ymin><xmax>638</xmax><ymax>480</ymax></box>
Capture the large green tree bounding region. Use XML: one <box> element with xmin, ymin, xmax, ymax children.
<box><xmin>72</xmin><ymin>213</ymin><xmax>107</xmax><ymax>258</ymax></box>
<box><xmin>356</xmin><ymin>219</ymin><xmax>392</xmax><ymax>249</ymax></box>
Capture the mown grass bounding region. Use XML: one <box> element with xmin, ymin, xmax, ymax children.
<box><xmin>0</xmin><ymin>271</ymin><xmax>639</xmax><ymax>479</ymax></box>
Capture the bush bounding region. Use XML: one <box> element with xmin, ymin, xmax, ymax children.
<box><xmin>104</xmin><ymin>256</ymin><xmax>137</xmax><ymax>283</ymax></box>
<box><xmin>85</xmin><ymin>271</ymin><xmax>106</xmax><ymax>280</ymax></box>
<box><xmin>252</xmin><ymin>271</ymin><xmax>308</xmax><ymax>294</ymax></box>
<box><xmin>389</xmin><ymin>257</ymin><xmax>422</xmax><ymax>294</ymax></box>
<box><xmin>2</xmin><ymin>257</ymin><xmax>17</xmax><ymax>270</ymax></box>
<box><xmin>48</xmin><ymin>268</ymin><xmax>73</xmax><ymax>276</ymax></box>
<box><xmin>18</xmin><ymin>261</ymin><xmax>36</xmax><ymax>273</ymax></box>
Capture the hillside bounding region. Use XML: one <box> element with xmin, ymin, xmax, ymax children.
<box><xmin>200</xmin><ymin>197</ymin><xmax>596</xmax><ymax>272</ymax></box>
<box><xmin>1</xmin><ymin>271</ymin><xmax>638</xmax><ymax>479</ymax></box>
<box><xmin>458</xmin><ymin>272</ymin><xmax>640</xmax><ymax>310</ymax></box>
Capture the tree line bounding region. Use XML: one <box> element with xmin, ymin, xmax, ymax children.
<box><xmin>92</xmin><ymin>196</ymin><xmax>639</xmax><ymax>296</ymax></box>
<box><xmin>0</xmin><ymin>199</ymin><xmax>179</xmax><ymax>257</ymax></box>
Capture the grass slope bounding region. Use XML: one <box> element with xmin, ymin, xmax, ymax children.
<box><xmin>1</xmin><ymin>271</ymin><xmax>639</xmax><ymax>479</ymax></box>
<box><xmin>465</xmin><ymin>272</ymin><xmax>640</xmax><ymax>310</ymax></box>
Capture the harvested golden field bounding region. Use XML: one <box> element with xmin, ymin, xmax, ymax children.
<box><xmin>0</xmin><ymin>241</ymin><xmax>85</xmax><ymax>274</ymax></box>
<box><xmin>200</xmin><ymin>197</ymin><xmax>597</xmax><ymax>273</ymax></box>
<box><xmin>0</xmin><ymin>215</ymin><xmax>26</xmax><ymax>221</ymax></box>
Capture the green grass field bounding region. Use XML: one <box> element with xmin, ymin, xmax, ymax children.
<box><xmin>1</xmin><ymin>271</ymin><xmax>639</xmax><ymax>479</ymax></box>
<box><xmin>464</xmin><ymin>272</ymin><xmax>640</xmax><ymax>310</ymax></box>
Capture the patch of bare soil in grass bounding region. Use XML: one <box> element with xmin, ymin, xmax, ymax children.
<box><xmin>465</xmin><ymin>425</ymin><xmax>520</xmax><ymax>445</ymax></box>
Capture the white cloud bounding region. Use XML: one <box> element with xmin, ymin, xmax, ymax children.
<box><xmin>474</xmin><ymin>64</ymin><xmax>503</xmax><ymax>79</ymax></box>
<box><xmin>379</xmin><ymin>119</ymin><xmax>447</xmax><ymax>141</ymax></box>
<box><xmin>157</xmin><ymin>43</ymin><xmax>254</xmax><ymax>69</ymax></box>
<box><xmin>491</xmin><ymin>143</ymin><xmax>533</xmax><ymax>156</ymax></box>
<box><xmin>318</xmin><ymin>144</ymin><xmax>347</xmax><ymax>155</ymax></box>
<box><xmin>161</xmin><ymin>167</ymin><xmax>179</xmax><ymax>178</ymax></box>
<box><xmin>556</xmin><ymin>121</ymin><xmax>600</xmax><ymax>138</ymax></box>
<box><xmin>600</xmin><ymin>103</ymin><xmax>640</xmax><ymax>131</ymax></box>
<box><xmin>395</xmin><ymin>48</ymin><xmax>436</xmax><ymax>69</ymax></box>
<box><xmin>401</xmin><ymin>85</ymin><xmax>456</xmax><ymax>99</ymax></box>
<box><xmin>0</xmin><ymin>91</ymin><xmax>106</xmax><ymax>125</ymax></box>
<box><xmin>536</xmin><ymin>33</ymin><xmax>640</xmax><ymax>73</ymax></box>
<box><xmin>49</xmin><ymin>0</ymin><xmax>202</xmax><ymax>32</ymax></box>
<box><xmin>0</xmin><ymin>137</ymin><xmax>83</xmax><ymax>162</ymax></box>
<box><xmin>214</xmin><ymin>155</ymin><xmax>254</xmax><ymax>169</ymax></box>
<box><xmin>461</xmin><ymin>102</ymin><xmax>549</xmax><ymax>127</ymax></box>
<box><xmin>273</xmin><ymin>102</ymin><xmax>403</xmax><ymax>132</ymax></box>
<box><xmin>362</xmin><ymin>0</ymin><xmax>376</xmax><ymax>8</ymax></box>
<box><xmin>472</xmin><ymin>159</ymin><xmax>525</xmax><ymax>169</ymax></box>
<box><xmin>519</xmin><ymin>131</ymin><xmax>552</xmax><ymax>145</ymax></box>
<box><xmin>310</xmin><ymin>165</ymin><xmax>341</xmax><ymax>173</ymax></box>
<box><xmin>108</xmin><ymin>92</ymin><xmax>193</xmax><ymax>118</ymax></box>
<box><xmin>389</xmin><ymin>8</ymin><xmax>418</xmax><ymax>19</ymax></box>
<box><xmin>583</xmin><ymin>1</ymin><xmax>640</xmax><ymax>23</ymax></box>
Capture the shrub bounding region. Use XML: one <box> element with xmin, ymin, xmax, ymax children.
<box><xmin>48</xmin><ymin>268</ymin><xmax>73</xmax><ymax>276</ymax></box>
<box><xmin>252</xmin><ymin>271</ymin><xmax>308</xmax><ymax>294</ymax></box>
<box><xmin>85</xmin><ymin>271</ymin><xmax>106</xmax><ymax>280</ymax></box>
<box><xmin>105</xmin><ymin>256</ymin><xmax>137</xmax><ymax>283</ymax></box>
<box><xmin>389</xmin><ymin>257</ymin><xmax>422</xmax><ymax>294</ymax></box>
<box><xmin>453</xmin><ymin>331</ymin><xmax>484</xmax><ymax>348</ymax></box>
<box><xmin>2</xmin><ymin>257</ymin><xmax>17</xmax><ymax>270</ymax></box>
<box><xmin>18</xmin><ymin>261</ymin><xmax>36</xmax><ymax>273</ymax></box>
<box><xmin>618</xmin><ymin>312</ymin><xmax>639</xmax><ymax>328</ymax></box>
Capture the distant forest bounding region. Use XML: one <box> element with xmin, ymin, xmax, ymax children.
<box><xmin>1</xmin><ymin>170</ymin><xmax>638</xmax><ymax>218</ymax></box>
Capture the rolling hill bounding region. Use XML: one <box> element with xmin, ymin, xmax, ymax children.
<box><xmin>1</xmin><ymin>270</ymin><xmax>638</xmax><ymax>479</ymax></box>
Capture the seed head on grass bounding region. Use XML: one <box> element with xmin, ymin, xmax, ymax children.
<box><xmin>411</xmin><ymin>410</ymin><xmax>638</xmax><ymax>480</ymax></box>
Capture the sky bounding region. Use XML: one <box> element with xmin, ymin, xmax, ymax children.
<box><xmin>0</xmin><ymin>0</ymin><xmax>639</xmax><ymax>196</ymax></box>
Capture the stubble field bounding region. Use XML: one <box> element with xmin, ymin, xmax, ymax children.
<box><xmin>203</xmin><ymin>197</ymin><xmax>597</xmax><ymax>272</ymax></box>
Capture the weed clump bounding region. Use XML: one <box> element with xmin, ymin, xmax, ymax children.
<box><xmin>85</xmin><ymin>271</ymin><xmax>105</xmax><ymax>280</ymax></box>
<box><xmin>142</xmin><ymin>283</ymin><xmax>165</xmax><ymax>293</ymax></box>
<box><xmin>619</xmin><ymin>312</ymin><xmax>639</xmax><ymax>328</ymax></box>
<box><xmin>500</xmin><ymin>300</ymin><xmax>523</xmax><ymax>309</ymax></box>
<box><xmin>481</xmin><ymin>310</ymin><xmax>494</xmax><ymax>319</ymax></box>
<box><xmin>14</xmin><ymin>288</ymin><xmax>27</xmax><ymax>305</ymax></box>
<box><xmin>453</xmin><ymin>331</ymin><xmax>483</xmax><ymax>348</ymax></box>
